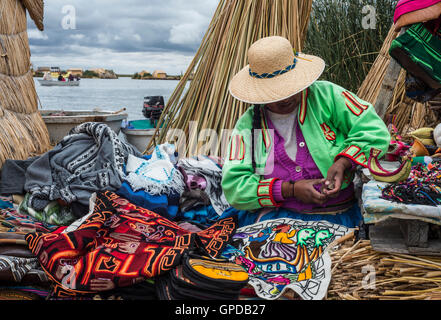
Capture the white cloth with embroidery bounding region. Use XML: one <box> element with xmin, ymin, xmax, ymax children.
<box><xmin>125</xmin><ymin>144</ymin><xmax>185</xmax><ymax>196</ymax></box>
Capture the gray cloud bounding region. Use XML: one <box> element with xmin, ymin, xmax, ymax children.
<box><xmin>28</xmin><ymin>0</ymin><xmax>218</xmax><ymax>74</ymax></box>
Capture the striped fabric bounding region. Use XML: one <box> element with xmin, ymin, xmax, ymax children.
<box><xmin>390</xmin><ymin>23</ymin><xmax>441</xmax><ymax>84</ymax></box>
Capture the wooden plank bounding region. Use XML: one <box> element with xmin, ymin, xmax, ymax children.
<box><xmin>399</xmin><ymin>220</ymin><xmax>429</xmax><ymax>248</ymax></box>
<box><xmin>369</xmin><ymin>218</ymin><xmax>441</xmax><ymax>256</ymax></box>
<box><xmin>373</xmin><ymin>58</ymin><xmax>402</xmax><ymax>119</ymax></box>
<box><xmin>373</xmin><ymin>29</ymin><xmax>405</xmax><ymax>119</ymax></box>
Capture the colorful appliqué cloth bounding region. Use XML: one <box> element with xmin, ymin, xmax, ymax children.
<box><xmin>125</xmin><ymin>144</ymin><xmax>185</xmax><ymax>196</ymax></box>
<box><xmin>25</xmin><ymin>191</ymin><xmax>237</xmax><ymax>298</ymax></box>
<box><xmin>222</xmin><ymin>218</ymin><xmax>350</xmax><ymax>300</ymax></box>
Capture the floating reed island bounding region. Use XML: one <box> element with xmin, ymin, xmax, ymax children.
<box><xmin>0</xmin><ymin>0</ymin><xmax>51</xmax><ymax>167</ymax></box>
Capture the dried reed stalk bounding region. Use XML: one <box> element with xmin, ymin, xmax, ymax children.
<box><xmin>148</xmin><ymin>0</ymin><xmax>313</xmax><ymax>158</ymax></box>
<box><xmin>20</xmin><ymin>0</ymin><xmax>44</xmax><ymax>31</ymax></box>
<box><xmin>327</xmin><ymin>235</ymin><xmax>441</xmax><ymax>300</ymax></box>
<box><xmin>357</xmin><ymin>25</ymin><xmax>399</xmax><ymax>104</ymax></box>
<box><xmin>0</xmin><ymin>0</ymin><xmax>29</xmax><ymax>35</ymax></box>
<box><xmin>0</xmin><ymin>0</ymin><xmax>50</xmax><ymax>168</ymax></box>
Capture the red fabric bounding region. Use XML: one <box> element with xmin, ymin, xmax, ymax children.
<box><xmin>26</xmin><ymin>191</ymin><xmax>237</xmax><ymax>297</ymax></box>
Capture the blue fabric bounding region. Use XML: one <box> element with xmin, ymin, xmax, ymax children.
<box><xmin>218</xmin><ymin>203</ymin><xmax>362</xmax><ymax>229</ymax></box>
<box><xmin>179</xmin><ymin>205</ymin><xmax>222</xmax><ymax>226</ymax></box>
<box><xmin>116</xmin><ymin>182</ymin><xmax>179</xmax><ymax>220</ymax></box>
<box><xmin>117</xmin><ymin>154</ymin><xmax>182</xmax><ymax>220</ymax></box>
<box><xmin>0</xmin><ymin>197</ymin><xmax>13</xmax><ymax>209</ymax></box>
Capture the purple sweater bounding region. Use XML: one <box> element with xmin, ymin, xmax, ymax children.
<box><xmin>263</xmin><ymin>113</ymin><xmax>356</xmax><ymax>214</ymax></box>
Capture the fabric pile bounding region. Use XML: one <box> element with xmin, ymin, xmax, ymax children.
<box><xmin>26</xmin><ymin>191</ymin><xmax>237</xmax><ymax>298</ymax></box>
<box><xmin>0</xmin><ymin>123</ymin><xmax>246</xmax><ymax>300</ymax></box>
<box><xmin>0</xmin><ymin>122</ymin><xmax>350</xmax><ymax>300</ymax></box>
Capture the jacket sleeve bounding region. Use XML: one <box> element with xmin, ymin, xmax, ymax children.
<box><xmin>221</xmin><ymin>108</ymin><xmax>282</xmax><ymax>211</ymax></box>
<box><xmin>329</xmin><ymin>83</ymin><xmax>391</xmax><ymax>167</ymax></box>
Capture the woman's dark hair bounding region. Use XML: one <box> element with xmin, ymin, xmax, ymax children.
<box><xmin>251</xmin><ymin>104</ymin><xmax>263</xmax><ymax>172</ymax></box>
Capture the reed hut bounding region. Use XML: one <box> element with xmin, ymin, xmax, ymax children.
<box><xmin>357</xmin><ymin>26</ymin><xmax>439</xmax><ymax>136</ymax></box>
<box><xmin>0</xmin><ymin>0</ymin><xmax>51</xmax><ymax>167</ymax></box>
<box><xmin>149</xmin><ymin>0</ymin><xmax>314</xmax><ymax>158</ymax></box>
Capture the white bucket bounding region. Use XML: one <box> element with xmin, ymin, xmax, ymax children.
<box><xmin>122</xmin><ymin>128</ymin><xmax>156</xmax><ymax>153</ymax></box>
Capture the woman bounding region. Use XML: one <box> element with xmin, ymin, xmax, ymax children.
<box><xmin>221</xmin><ymin>36</ymin><xmax>390</xmax><ymax>228</ymax></box>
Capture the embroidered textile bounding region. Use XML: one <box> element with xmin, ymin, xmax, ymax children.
<box><xmin>223</xmin><ymin>218</ymin><xmax>350</xmax><ymax>300</ymax></box>
<box><xmin>25</xmin><ymin>122</ymin><xmax>140</xmax><ymax>211</ymax></box>
<box><xmin>25</xmin><ymin>191</ymin><xmax>237</xmax><ymax>297</ymax></box>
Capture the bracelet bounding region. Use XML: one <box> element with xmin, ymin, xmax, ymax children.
<box><xmin>289</xmin><ymin>180</ymin><xmax>296</xmax><ymax>199</ymax></box>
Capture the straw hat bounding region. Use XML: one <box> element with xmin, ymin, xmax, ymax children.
<box><xmin>229</xmin><ymin>36</ymin><xmax>326</xmax><ymax>104</ymax></box>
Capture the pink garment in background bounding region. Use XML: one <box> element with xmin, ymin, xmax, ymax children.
<box><xmin>394</xmin><ymin>0</ymin><xmax>441</xmax><ymax>23</ymax></box>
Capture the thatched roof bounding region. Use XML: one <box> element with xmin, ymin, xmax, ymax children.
<box><xmin>21</xmin><ymin>0</ymin><xmax>44</xmax><ymax>31</ymax></box>
<box><xmin>0</xmin><ymin>0</ymin><xmax>51</xmax><ymax>167</ymax></box>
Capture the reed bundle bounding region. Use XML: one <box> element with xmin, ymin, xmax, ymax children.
<box><xmin>357</xmin><ymin>26</ymin><xmax>399</xmax><ymax>104</ymax></box>
<box><xmin>148</xmin><ymin>0</ymin><xmax>313</xmax><ymax>158</ymax></box>
<box><xmin>357</xmin><ymin>26</ymin><xmax>438</xmax><ymax>136</ymax></box>
<box><xmin>20</xmin><ymin>0</ymin><xmax>44</xmax><ymax>31</ymax></box>
<box><xmin>327</xmin><ymin>236</ymin><xmax>441</xmax><ymax>300</ymax></box>
<box><xmin>0</xmin><ymin>0</ymin><xmax>50</xmax><ymax>168</ymax></box>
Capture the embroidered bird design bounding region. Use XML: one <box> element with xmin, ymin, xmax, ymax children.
<box><xmin>309</xmin><ymin>229</ymin><xmax>333</xmax><ymax>261</ymax></box>
<box><xmin>293</xmin><ymin>228</ymin><xmax>315</xmax><ymax>272</ymax></box>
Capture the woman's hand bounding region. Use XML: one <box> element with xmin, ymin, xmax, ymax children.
<box><xmin>283</xmin><ymin>179</ymin><xmax>327</xmax><ymax>205</ymax></box>
<box><xmin>323</xmin><ymin>157</ymin><xmax>352</xmax><ymax>198</ymax></box>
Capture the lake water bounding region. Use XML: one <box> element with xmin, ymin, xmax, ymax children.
<box><xmin>34</xmin><ymin>77</ymin><xmax>183</xmax><ymax>120</ymax></box>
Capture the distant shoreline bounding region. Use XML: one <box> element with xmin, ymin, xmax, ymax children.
<box><xmin>33</xmin><ymin>75</ymin><xmax>189</xmax><ymax>81</ymax></box>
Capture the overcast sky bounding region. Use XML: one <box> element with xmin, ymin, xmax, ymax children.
<box><xmin>28</xmin><ymin>0</ymin><xmax>219</xmax><ymax>74</ymax></box>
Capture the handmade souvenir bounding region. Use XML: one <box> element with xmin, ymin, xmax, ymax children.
<box><xmin>156</xmin><ymin>256</ymin><xmax>249</xmax><ymax>300</ymax></box>
<box><xmin>223</xmin><ymin>218</ymin><xmax>350</xmax><ymax>300</ymax></box>
<box><xmin>25</xmin><ymin>191</ymin><xmax>237</xmax><ymax>297</ymax></box>
<box><xmin>368</xmin><ymin>149</ymin><xmax>412</xmax><ymax>183</ymax></box>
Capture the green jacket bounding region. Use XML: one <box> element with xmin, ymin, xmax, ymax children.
<box><xmin>222</xmin><ymin>81</ymin><xmax>391</xmax><ymax>211</ymax></box>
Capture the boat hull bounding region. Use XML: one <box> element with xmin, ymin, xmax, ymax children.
<box><xmin>38</xmin><ymin>79</ymin><xmax>80</xmax><ymax>87</ymax></box>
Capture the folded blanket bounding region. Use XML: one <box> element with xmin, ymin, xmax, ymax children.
<box><xmin>390</xmin><ymin>23</ymin><xmax>441</xmax><ymax>89</ymax></box>
<box><xmin>125</xmin><ymin>144</ymin><xmax>185</xmax><ymax>196</ymax></box>
<box><xmin>116</xmin><ymin>181</ymin><xmax>179</xmax><ymax>220</ymax></box>
<box><xmin>24</xmin><ymin>122</ymin><xmax>140</xmax><ymax>211</ymax></box>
